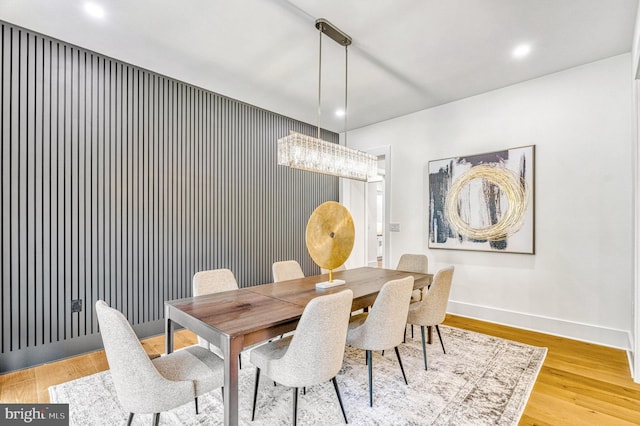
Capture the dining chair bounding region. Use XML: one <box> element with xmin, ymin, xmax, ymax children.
<box><xmin>397</xmin><ymin>253</ymin><xmax>428</xmax><ymax>302</ymax></box>
<box><xmin>406</xmin><ymin>265</ymin><xmax>455</xmax><ymax>370</ymax></box>
<box><xmin>193</xmin><ymin>268</ymin><xmax>238</xmax><ymax>295</ymax></box>
<box><xmin>346</xmin><ymin>276</ymin><xmax>414</xmax><ymax>407</ymax></box>
<box><xmin>95</xmin><ymin>300</ymin><xmax>224</xmax><ymax>426</ymax></box>
<box><xmin>250</xmin><ymin>289</ymin><xmax>353</xmax><ymax>425</ymax></box>
<box><xmin>192</xmin><ymin>268</ymin><xmax>245</xmax><ymax>366</ymax></box>
<box><xmin>271</xmin><ymin>261</ymin><xmax>305</xmax><ymax>341</ymax></box>
<box><xmin>272</xmin><ymin>260</ymin><xmax>305</xmax><ymax>282</ymax></box>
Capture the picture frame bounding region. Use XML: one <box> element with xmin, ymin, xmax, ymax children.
<box><xmin>428</xmin><ymin>145</ymin><xmax>535</xmax><ymax>254</ymax></box>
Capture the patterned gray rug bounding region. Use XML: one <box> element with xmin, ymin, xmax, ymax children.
<box><xmin>49</xmin><ymin>326</ymin><xmax>546</xmax><ymax>425</ymax></box>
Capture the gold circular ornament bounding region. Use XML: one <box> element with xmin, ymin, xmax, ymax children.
<box><xmin>306</xmin><ymin>201</ymin><xmax>355</xmax><ymax>270</ymax></box>
<box><xmin>444</xmin><ymin>164</ymin><xmax>528</xmax><ymax>241</ymax></box>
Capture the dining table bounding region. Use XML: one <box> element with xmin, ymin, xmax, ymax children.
<box><xmin>164</xmin><ymin>266</ymin><xmax>432</xmax><ymax>426</ymax></box>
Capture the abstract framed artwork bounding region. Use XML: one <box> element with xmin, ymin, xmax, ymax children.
<box><xmin>428</xmin><ymin>145</ymin><xmax>535</xmax><ymax>254</ymax></box>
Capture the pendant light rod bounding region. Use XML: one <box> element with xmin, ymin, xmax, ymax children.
<box><xmin>315</xmin><ymin>18</ymin><xmax>351</xmax><ymax>140</ymax></box>
<box><xmin>317</xmin><ymin>29</ymin><xmax>322</xmax><ymax>139</ymax></box>
<box><xmin>315</xmin><ymin>18</ymin><xmax>352</xmax><ymax>46</ymax></box>
<box><xmin>344</xmin><ymin>44</ymin><xmax>348</xmax><ymax>145</ymax></box>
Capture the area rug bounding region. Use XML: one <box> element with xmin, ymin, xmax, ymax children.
<box><xmin>49</xmin><ymin>326</ymin><xmax>546</xmax><ymax>425</ymax></box>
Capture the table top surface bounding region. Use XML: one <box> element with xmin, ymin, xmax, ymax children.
<box><xmin>165</xmin><ymin>266</ymin><xmax>432</xmax><ymax>338</ymax></box>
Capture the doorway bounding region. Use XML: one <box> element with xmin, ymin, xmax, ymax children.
<box><xmin>365</xmin><ymin>147</ymin><xmax>391</xmax><ymax>268</ymax></box>
<box><xmin>366</xmin><ymin>172</ymin><xmax>384</xmax><ymax>267</ymax></box>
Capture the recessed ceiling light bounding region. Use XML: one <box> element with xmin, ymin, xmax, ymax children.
<box><xmin>512</xmin><ymin>44</ymin><xmax>531</xmax><ymax>59</ymax></box>
<box><xmin>335</xmin><ymin>109</ymin><xmax>346</xmax><ymax>117</ymax></box>
<box><xmin>84</xmin><ymin>2</ymin><xmax>105</xmax><ymax>19</ymax></box>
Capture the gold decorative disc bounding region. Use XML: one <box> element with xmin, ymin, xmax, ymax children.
<box><xmin>306</xmin><ymin>201</ymin><xmax>355</xmax><ymax>270</ymax></box>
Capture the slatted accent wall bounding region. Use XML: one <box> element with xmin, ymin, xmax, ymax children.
<box><xmin>0</xmin><ymin>22</ymin><xmax>338</xmax><ymax>371</ymax></box>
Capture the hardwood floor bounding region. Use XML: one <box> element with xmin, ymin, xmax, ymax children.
<box><xmin>2</xmin><ymin>315</ymin><xmax>640</xmax><ymax>425</ymax></box>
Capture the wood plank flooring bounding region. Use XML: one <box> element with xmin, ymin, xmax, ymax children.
<box><xmin>2</xmin><ymin>315</ymin><xmax>640</xmax><ymax>425</ymax></box>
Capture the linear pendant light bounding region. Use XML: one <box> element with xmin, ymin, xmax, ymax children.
<box><xmin>277</xmin><ymin>18</ymin><xmax>377</xmax><ymax>182</ymax></box>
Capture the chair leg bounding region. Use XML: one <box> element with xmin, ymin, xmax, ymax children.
<box><xmin>153</xmin><ymin>413</ymin><xmax>160</xmax><ymax>426</ymax></box>
<box><xmin>239</xmin><ymin>353</ymin><xmax>242</xmax><ymax>369</ymax></box>
<box><xmin>251</xmin><ymin>368</ymin><xmax>261</xmax><ymax>421</ymax></box>
<box><xmin>435</xmin><ymin>325</ymin><xmax>446</xmax><ymax>354</ymax></box>
<box><xmin>366</xmin><ymin>349</ymin><xmax>373</xmax><ymax>407</ymax></box>
<box><xmin>411</xmin><ymin>324</ymin><xmax>414</xmax><ymax>339</ymax></box>
<box><xmin>195</xmin><ymin>396</ymin><xmax>199</xmax><ymax>414</ymax></box>
<box><xmin>332</xmin><ymin>377</ymin><xmax>348</xmax><ymax>424</ymax></box>
<box><xmin>394</xmin><ymin>346</ymin><xmax>408</xmax><ymax>385</ymax></box>
<box><xmin>420</xmin><ymin>326</ymin><xmax>428</xmax><ymax>370</ymax></box>
<box><xmin>127</xmin><ymin>413</ymin><xmax>134</xmax><ymax>426</ymax></box>
<box><xmin>292</xmin><ymin>387</ymin><xmax>299</xmax><ymax>426</ymax></box>
<box><xmin>221</xmin><ymin>386</ymin><xmax>224</xmax><ymax>402</ymax></box>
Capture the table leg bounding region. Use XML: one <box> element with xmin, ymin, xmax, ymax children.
<box><xmin>222</xmin><ymin>335</ymin><xmax>243</xmax><ymax>426</ymax></box>
<box><xmin>165</xmin><ymin>311</ymin><xmax>174</xmax><ymax>355</ymax></box>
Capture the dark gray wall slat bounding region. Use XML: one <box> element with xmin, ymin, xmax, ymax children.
<box><xmin>0</xmin><ymin>20</ymin><xmax>338</xmax><ymax>372</ymax></box>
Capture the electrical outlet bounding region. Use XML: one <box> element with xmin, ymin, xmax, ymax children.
<box><xmin>390</xmin><ymin>223</ymin><xmax>400</xmax><ymax>232</ymax></box>
<box><xmin>71</xmin><ymin>299</ymin><xmax>83</xmax><ymax>313</ymax></box>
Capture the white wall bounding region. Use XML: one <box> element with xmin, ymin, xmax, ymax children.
<box><xmin>344</xmin><ymin>54</ymin><xmax>633</xmax><ymax>349</ymax></box>
<box><xmin>631</xmin><ymin>2</ymin><xmax>640</xmax><ymax>381</ymax></box>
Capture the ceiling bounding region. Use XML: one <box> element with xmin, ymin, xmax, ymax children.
<box><xmin>0</xmin><ymin>0</ymin><xmax>638</xmax><ymax>133</ymax></box>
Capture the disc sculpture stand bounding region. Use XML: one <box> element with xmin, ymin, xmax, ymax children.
<box><xmin>305</xmin><ymin>201</ymin><xmax>355</xmax><ymax>289</ymax></box>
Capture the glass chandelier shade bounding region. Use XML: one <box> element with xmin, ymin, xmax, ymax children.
<box><xmin>278</xmin><ymin>131</ymin><xmax>377</xmax><ymax>182</ymax></box>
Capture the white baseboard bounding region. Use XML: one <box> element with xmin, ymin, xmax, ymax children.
<box><xmin>627</xmin><ymin>333</ymin><xmax>639</xmax><ymax>383</ymax></box>
<box><xmin>627</xmin><ymin>349</ymin><xmax>636</xmax><ymax>382</ymax></box>
<box><xmin>447</xmin><ymin>300</ymin><xmax>630</xmax><ymax>350</ymax></box>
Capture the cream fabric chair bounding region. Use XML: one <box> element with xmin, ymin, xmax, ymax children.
<box><xmin>271</xmin><ymin>261</ymin><xmax>305</xmax><ymax>342</ymax></box>
<box><xmin>193</xmin><ymin>268</ymin><xmax>238</xmax><ymax>296</ymax></box>
<box><xmin>406</xmin><ymin>266</ymin><xmax>455</xmax><ymax>370</ymax></box>
<box><xmin>95</xmin><ymin>300</ymin><xmax>224</xmax><ymax>426</ymax></box>
<box><xmin>271</xmin><ymin>261</ymin><xmax>305</xmax><ymax>340</ymax></box>
<box><xmin>193</xmin><ymin>269</ymin><xmax>239</xmax><ymax>356</ymax></box>
<box><xmin>397</xmin><ymin>253</ymin><xmax>428</xmax><ymax>302</ymax></box>
<box><xmin>346</xmin><ymin>276</ymin><xmax>414</xmax><ymax>407</ymax></box>
<box><xmin>272</xmin><ymin>260</ymin><xmax>305</xmax><ymax>282</ymax></box>
<box><xmin>250</xmin><ymin>290</ymin><xmax>353</xmax><ymax>425</ymax></box>
<box><xmin>193</xmin><ymin>268</ymin><xmax>251</xmax><ymax>368</ymax></box>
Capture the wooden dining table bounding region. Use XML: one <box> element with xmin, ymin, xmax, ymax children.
<box><xmin>164</xmin><ymin>266</ymin><xmax>432</xmax><ymax>426</ymax></box>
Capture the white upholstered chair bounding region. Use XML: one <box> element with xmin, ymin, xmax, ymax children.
<box><xmin>95</xmin><ymin>300</ymin><xmax>224</xmax><ymax>426</ymax></box>
<box><xmin>271</xmin><ymin>261</ymin><xmax>305</xmax><ymax>341</ymax></box>
<box><xmin>346</xmin><ymin>276</ymin><xmax>414</xmax><ymax>407</ymax></box>
<box><xmin>272</xmin><ymin>260</ymin><xmax>305</xmax><ymax>282</ymax></box>
<box><xmin>193</xmin><ymin>268</ymin><xmax>238</xmax><ymax>296</ymax></box>
<box><xmin>250</xmin><ymin>290</ymin><xmax>353</xmax><ymax>425</ymax></box>
<box><xmin>406</xmin><ymin>266</ymin><xmax>455</xmax><ymax>370</ymax></box>
<box><xmin>396</xmin><ymin>253</ymin><xmax>428</xmax><ymax>302</ymax></box>
<box><xmin>193</xmin><ymin>268</ymin><xmax>252</xmax><ymax>368</ymax></box>
<box><xmin>193</xmin><ymin>269</ymin><xmax>239</xmax><ymax>358</ymax></box>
